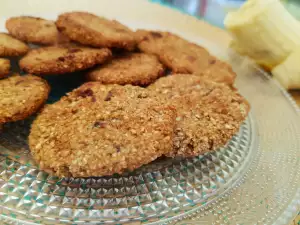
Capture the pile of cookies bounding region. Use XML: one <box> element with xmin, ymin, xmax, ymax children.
<box><xmin>0</xmin><ymin>12</ymin><xmax>250</xmax><ymax>177</ymax></box>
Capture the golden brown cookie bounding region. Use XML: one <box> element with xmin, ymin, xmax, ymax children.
<box><xmin>0</xmin><ymin>75</ymin><xmax>50</xmax><ymax>124</ymax></box>
<box><xmin>6</xmin><ymin>16</ymin><xmax>60</xmax><ymax>45</ymax></box>
<box><xmin>0</xmin><ymin>58</ymin><xmax>10</xmax><ymax>78</ymax></box>
<box><xmin>19</xmin><ymin>46</ymin><xmax>112</xmax><ymax>75</ymax></box>
<box><xmin>56</xmin><ymin>12</ymin><xmax>136</xmax><ymax>50</ymax></box>
<box><xmin>87</xmin><ymin>53</ymin><xmax>165</xmax><ymax>86</ymax></box>
<box><xmin>29</xmin><ymin>83</ymin><xmax>176</xmax><ymax>177</ymax></box>
<box><xmin>188</xmin><ymin>56</ymin><xmax>237</xmax><ymax>85</ymax></box>
<box><xmin>136</xmin><ymin>30</ymin><xmax>236</xmax><ymax>85</ymax></box>
<box><xmin>149</xmin><ymin>75</ymin><xmax>249</xmax><ymax>157</ymax></box>
<box><xmin>0</xmin><ymin>33</ymin><xmax>29</xmax><ymax>56</ymax></box>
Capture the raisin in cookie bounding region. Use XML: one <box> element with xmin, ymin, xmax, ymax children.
<box><xmin>136</xmin><ymin>30</ymin><xmax>236</xmax><ymax>85</ymax></box>
<box><xmin>149</xmin><ymin>75</ymin><xmax>249</xmax><ymax>157</ymax></box>
<box><xmin>29</xmin><ymin>83</ymin><xmax>176</xmax><ymax>177</ymax></box>
<box><xmin>0</xmin><ymin>33</ymin><xmax>29</xmax><ymax>56</ymax></box>
<box><xmin>6</xmin><ymin>16</ymin><xmax>60</xmax><ymax>45</ymax></box>
<box><xmin>0</xmin><ymin>75</ymin><xmax>50</xmax><ymax>123</ymax></box>
<box><xmin>19</xmin><ymin>46</ymin><xmax>112</xmax><ymax>75</ymax></box>
<box><xmin>87</xmin><ymin>53</ymin><xmax>165</xmax><ymax>86</ymax></box>
<box><xmin>56</xmin><ymin>12</ymin><xmax>136</xmax><ymax>50</ymax></box>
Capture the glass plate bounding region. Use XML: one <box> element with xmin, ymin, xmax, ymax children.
<box><xmin>0</xmin><ymin>18</ymin><xmax>300</xmax><ymax>225</ymax></box>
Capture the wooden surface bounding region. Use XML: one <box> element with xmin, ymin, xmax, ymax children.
<box><xmin>0</xmin><ymin>0</ymin><xmax>298</xmax><ymax>224</ymax></box>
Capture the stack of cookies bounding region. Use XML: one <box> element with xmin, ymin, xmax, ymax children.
<box><xmin>0</xmin><ymin>12</ymin><xmax>250</xmax><ymax>177</ymax></box>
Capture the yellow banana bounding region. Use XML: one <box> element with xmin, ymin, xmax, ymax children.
<box><xmin>272</xmin><ymin>48</ymin><xmax>300</xmax><ymax>90</ymax></box>
<box><xmin>224</xmin><ymin>0</ymin><xmax>300</xmax><ymax>70</ymax></box>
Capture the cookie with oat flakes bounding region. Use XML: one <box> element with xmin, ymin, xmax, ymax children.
<box><xmin>0</xmin><ymin>33</ymin><xmax>29</xmax><ymax>57</ymax></box>
<box><xmin>29</xmin><ymin>83</ymin><xmax>176</xmax><ymax>177</ymax></box>
<box><xmin>6</xmin><ymin>16</ymin><xmax>61</xmax><ymax>45</ymax></box>
<box><xmin>188</xmin><ymin>56</ymin><xmax>237</xmax><ymax>85</ymax></box>
<box><xmin>56</xmin><ymin>12</ymin><xmax>136</xmax><ymax>50</ymax></box>
<box><xmin>19</xmin><ymin>46</ymin><xmax>112</xmax><ymax>75</ymax></box>
<box><xmin>0</xmin><ymin>74</ymin><xmax>50</xmax><ymax>124</ymax></box>
<box><xmin>149</xmin><ymin>74</ymin><xmax>249</xmax><ymax>157</ymax></box>
<box><xmin>86</xmin><ymin>53</ymin><xmax>165</xmax><ymax>86</ymax></box>
<box><xmin>0</xmin><ymin>58</ymin><xmax>10</xmax><ymax>78</ymax></box>
<box><xmin>136</xmin><ymin>30</ymin><xmax>236</xmax><ymax>85</ymax></box>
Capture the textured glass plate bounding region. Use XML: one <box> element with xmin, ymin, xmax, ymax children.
<box><xmin>0</xmin><ymin>17</ymin><xmax>300</xmax><ymax>225</ymax></box>
<box><xmin>0</xmin><ymin>115</ymin><xmax>255</xmax><ymax>225</ymax></box>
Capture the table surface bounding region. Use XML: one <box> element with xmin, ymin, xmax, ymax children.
<box><xmin>0</xmin><ymin>0</ymin><xmax>299</xmax><ymax>224</ymax></box>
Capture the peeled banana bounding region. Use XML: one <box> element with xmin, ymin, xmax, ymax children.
<box><xmin>272</xmin><ymin>48</ymin><xmax>300</xmax><ymax>90</ymax></box>
<box><xmin>224</xmin><ymin>0</ymin><xmax>300</xmax><ymax>70</ymax></box>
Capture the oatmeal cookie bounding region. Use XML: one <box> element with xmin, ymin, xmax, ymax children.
<box><xmin>149</xmin><ymin>74</ymin><xmax>249</xmax><ymax>157</ymax></box>
<box><xmin>6</xmin><ymin>16</ymin><xmax>60</xmax><ymax>45</ymax></box>
<box><xmin>189</xmin><ymin>56</ymin><xmax>237</xmax><ymax>85</ymax></box>
<box><xmin>0</xmin><ymin>58</ymin><xmax>10</xmax><ymax>78</ymax></box>
<box><xmin>19</xmin><ymin>46</ymin><xmax>112</xmax><ymax>75</ymax></box>
<box><xmin>0</xmin><ymin>33</ymin><xmax>29</xmax><ymax>56</ymax></box>
<box><xmin>29</xmin><ymin>83</ymin><xmax>176</xmax><ymax>177</ymax></box>
<box><xmin>56</xmin><ymin>12</ymin><xmax>136</xmax><ymax>50</ymax></box>
<box><xmin>136</xmin><ymin>30</ymin><xmax>236</xmax><ymax>85</ymax></box>
<box><xmin>0</xmin><ymin>74</ymin><xmax>50</xmax><ymax>123</ymax></box>
<box><xmin>87</xmin><ymin>53</ymin><xmax>165</xmax><ymax>86</ymax></box>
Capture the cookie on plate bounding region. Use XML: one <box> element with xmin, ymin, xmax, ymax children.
<box><xmin>6</xmin><ymin>16</ymin><xmax>60</xmax><ymax>45</ymax></box>
<box><xmin>19</xmin><ymin>46</ymin><xmax>112</xmax><ymax>75</ymax></box>
<box><xmin>0</xmin><ymin>33</ymin><xmax>29</xmax><ymax>56</ymax></box>
<box><xmin>56</xmin><ymin>12</ymin><xmax>136</xmax><ymax>50</ymax></box>
<box><xmin>29</xmin><ymin>83</ymin><xmax>176</xmax><ymax>177</ymax></box>
<box><xmin>0</xmin><ymin>74</ymin><xmax>50</xmax><ymax>124</ymax></box>
<box><xmin>136</xmin><ymin>30</ymin><xmax>236</xmax><ymax>85</ymax></box>
<box><xmin>0</xmin><ymin>58</ymin><xmax>10</xmax><ymax>78</ymax></box>
<box><xmin>149</xmin><ymin>74</ymin><xmax>249</xmax><ymax>157</ymax></box>
<box><xmin>87</xmin><ymin>53</ymin><xmax>165</xmax><ymax>86</ymax></box>
<box><xmin>189</xmin><ymin>56</ymin><xmax>237</xmax><ymax>85</ymax></box>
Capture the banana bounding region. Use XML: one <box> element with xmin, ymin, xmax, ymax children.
<box><xmin>272</xmin><ymin>48</ymin><xmax>300</xmax><ymax>90</ymax></box>
<box><xmin>224</xmin><ymin>0</ymin><xmax>300</xmax><ymax>70</ymax></box>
